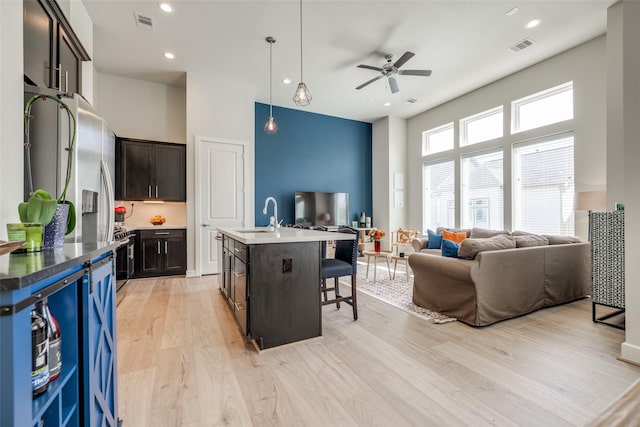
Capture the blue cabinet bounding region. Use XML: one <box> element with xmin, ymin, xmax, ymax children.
<box><xmin>81</xmin><ymin>255</ymin><xmax>118</xmax><ymax>426</ymax></box>
<box><xmin>0</xmin><ymin>246</ymin><xmax>118</xmax><ymax>427</ymax></box>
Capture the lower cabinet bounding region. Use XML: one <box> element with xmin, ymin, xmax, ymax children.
<box><xmin>135</xmin><ymin>229</ymin><xmax>186</xmax><ymax>278</ymax></box>
<box><xmin>0</xmin><ymin>250</ymin><xmax>118</xmax><ymax>427</ymax></box>
<box><xmin>221</xmin><ymin>235</ymin><xmax>321</xmax><ymax>350</ymax></box>
<box><xmin>81</xmin><ymin>255</ymin><xmax>118</xmax><ymax>426</ymax></box>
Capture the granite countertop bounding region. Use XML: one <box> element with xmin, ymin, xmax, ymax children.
<box><xmin>0</xmin><ymin>241</ymin><xmax>119</xmax><ymax>292</ymax></box>
<box><xmin>218</xmin><ymin>227</ymin><xmax>356</xmax><ymax>245</ymax></box>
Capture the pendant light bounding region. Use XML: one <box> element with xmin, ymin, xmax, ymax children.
<box><xmin>292</xmin><ymin>0</ymin><xmax>312</xmax><ymax>106</ymax></box>
<box><xmin>264</xmin><ymin>36</ymin><xmax>278</xmax><ymax>134</ymax></box>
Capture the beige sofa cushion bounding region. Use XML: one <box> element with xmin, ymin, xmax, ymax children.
<box><xmin>458</xmin><ymin>234</ymin><xmax>516</xmax><ymax>260</ymax></box>
<box><xmin>512</xmin><ymin>232</ymin><xmax>549</xmax><ymax>247</ymax></box>
<box><xmin>544</xmin><ymin>234</ymin><xmax>583</xmax><ymax>245</ymax></box>
<box><xmin>470</xmin><ymin>228</ymin><xmax>511</xmax><ymax>238</ymax></box>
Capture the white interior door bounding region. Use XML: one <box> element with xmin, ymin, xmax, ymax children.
<box><xmin>198</xmin><ymin>139</ymin><xmax>245</xmax><ymax>275</ymax></box>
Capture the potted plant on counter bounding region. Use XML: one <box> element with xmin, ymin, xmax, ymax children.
<box><xmin>10</xmin><ymin>94</ymin><xmax>77</xmax><ymax>251</ymax></box>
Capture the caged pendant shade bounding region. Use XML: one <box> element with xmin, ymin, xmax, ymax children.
<box><xmin>292</xmin><ymin>0</ymin><xmax>312</xmax><ymax>106</ymax></box>
<box><xmin>264</xmin><ymin>36</ymin><xmax>278</xmax><ymax>134</ymax></box>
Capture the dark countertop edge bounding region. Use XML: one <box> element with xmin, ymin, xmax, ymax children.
<box><xmin>0</xmin><ymin>242</ymin><xmax>119</xmax><ymax>292</ymax></box>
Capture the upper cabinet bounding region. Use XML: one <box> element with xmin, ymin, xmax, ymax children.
<box><xmin>23</xmin><ymin>0</ymin><xmax>90</xmax><ymax>94</ymax></box>
<box><xmin>116</xmin><ymin>138</ymin><xmax>187</xmax><ymax>202</ymax></box>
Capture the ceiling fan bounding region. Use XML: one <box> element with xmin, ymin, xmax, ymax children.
<box><xmin>355</xmin><ymin>51</ymin><xmax>432</xmax><ymax>94</ymax></box>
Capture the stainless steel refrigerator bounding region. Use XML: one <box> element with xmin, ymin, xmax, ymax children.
<box><xmin>24</xmin><ymin>84</ymin><xmax>115</xmax><ymax>244</ymax></box>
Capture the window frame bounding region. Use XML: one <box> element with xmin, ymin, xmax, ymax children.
<box><xmin>422</xmin><ymin>159</ymin><xmax>456</xmax><ymax>232</ymax></box>
<box><xmin>459</xmin><ymin>105</ymin><xmax>504</xmax><ymax>147</ymax></box>
<box><xmin>511</xmin><ymin>133</ymin><xmax>575</xmax><ymax>235</ymax></box>
<box><xmin>422</xmin><ymin>122</ymin><xmax>454</xmax><ymax>156</ymax></box>
<box><xmin>511</xmin><ymin>81</ymin><xmax>574</xmax><ymax>134</ymax></box>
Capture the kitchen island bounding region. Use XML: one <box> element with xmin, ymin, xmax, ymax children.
<box><xmin>0</xmin><ymin>242</ymin><xmax>119</xmax><ymax>426</ymax></box>
<box><xmin>218</xmin><ymin>227</ymin><xmax>355</xmax><ymax>350</ymax></box>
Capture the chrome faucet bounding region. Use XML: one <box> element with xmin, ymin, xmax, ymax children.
<box><xmin>262</xmin><ymin>196</ymin><xmax>279</xmax><ymax>229</ymax></box>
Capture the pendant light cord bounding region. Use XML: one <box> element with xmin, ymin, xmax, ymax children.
<box><xmin>269</xmin><ymin>39</ymin><xmax>273</xmax><ymax>117</ymax></box>
<box><xmin>299</xmin><ymin>0</ymin><xmax>303</xmax><ymax>82</ymax></box>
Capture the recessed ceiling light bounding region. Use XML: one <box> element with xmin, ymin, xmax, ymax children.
<box><xmin>525</xmin><ymin>18</ymin><xmax>541</xmax><ymax>29</ymax></box>
<box><xmin>163</xmin><ymin>52</ymin><xmax>175</xmax><ymax>59</ymax></box>
<box><xmin>159</xmin><ymin>2</ymin><xmax>173</xmax><ymax>13</ymax></box>
<box><xmin>505</xmin><ymin>7</ymin><xmax>520</xmax><ymax>16</ymax></box>
<box><xmin>282</xmin><ymin>78</ymin><xmax>292</xmax><ymax>85</ymax></box>
<box><xmin>384</xmin><ymin>102</ymin><xmax>391</xmax><ymax>107</ymax></box>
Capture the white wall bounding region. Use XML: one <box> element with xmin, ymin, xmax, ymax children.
<box><xmin>185</xmin><ymin>72</ymin><xmax>255</xmax><ymax>274</ymax></box>
<box><xmin>372</xmin><ymin>116</ymin><xmax>408</xmax><ymax>250</ymax></box>
<box><xmin>610</xmin><ymin>1</ymin><xmax>640</xmax><ymax>365</ymax></box>
<box><xmin>406</xmin><ymin>36</ymin><xmax>607</xmax><ymax>241</ymax></box>
<box><xmin>372</xmin><ymin>119</ymin><xmax>390</xmax><ymax>249</ymax></box>
<box><xmin>0</xmin><ymin>0</ymin><xmax>24</xmax><ymax>238</ymax></box>
<box><xmin>96</xmin><ymin>73</ymin><xmax>186</xmax><ymax>143</ymax></box>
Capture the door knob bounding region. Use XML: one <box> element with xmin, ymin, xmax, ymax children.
<box><xmin>201</xmin><ymin>223</ymin><xmax>211</xmax><ymax>227</ymax></box>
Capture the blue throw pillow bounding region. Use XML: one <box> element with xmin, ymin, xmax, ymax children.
<box><xmin>441</xmin><ymin>239</ymin><xmax>460</xmax><ymax>258</ymax></box>
<box><xmin>427</xmin><ymin>229</ymin><xmax>443</xmax><ymax>249</ymax></box>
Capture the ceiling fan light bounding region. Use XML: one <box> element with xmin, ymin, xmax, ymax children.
<box><xmin>388</xmin><ymin>76</ymin><xmax>399</xmax><ymax>94</ymax></box>
<box><xmin>293</xmin><ymin>82</ymin><xmax>312</xmax><ymax>106</ymax></box>
<box><xmin>264</xmin><ymin>116</ymin><xmax>278</xmax><ymax>134</ymax></box>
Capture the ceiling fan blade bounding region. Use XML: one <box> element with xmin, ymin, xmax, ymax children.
<box><xmin>388</xmin><ymin>76</ymin><xmax>399</xmax><ymax>94</ymax></box>
<box><xmin>357</xmin><ymin>64</ymin><xmax>383</xmax><ymax>72</ymax></box>
<box><xmin>399</xmin><ymin>69</ymin><xmax>432</xmax><ymax>76</ymax></box>
<box><xmin>356</xmin><ymin>74</ymin><xmax>384</xmax><ymax>90</ymax></box>
<box><xmin>393</xmin><ymin>51</ymin><xmax>415</xmax><ymax>68</ymax></box>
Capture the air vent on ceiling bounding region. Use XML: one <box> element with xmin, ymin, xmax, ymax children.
<box><xmin>134</xmin><ymin>12</ymin><xmax>155</xmax><ymax>30</ymax></box>
<box><xmin>509</xmin><ymin>38</ymin><xmax>534</xmax><ymax>53</ymax></box>
<box><xmin>406</xmin><ymin>98</ymin><xmax>418</xmax><ymax>104</ymax></box>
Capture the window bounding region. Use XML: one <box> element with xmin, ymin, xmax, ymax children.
<box><xmin>461</xmin><ymin>150</ymin><xmax>504</xmax><ymax>229</ymax></box>
<box><xmin>511</xmin><ymin>81</ymin><xmax>573</xmax><ymax>133</ymax></box>
<box><xmin>512</xmin><ymin>135</ymin><xmax>574</xmax><ymax>235</ymax></box>
<box><xmin>423</xmin><ymin>160</ymin><xmax>455</xmax><ymax>231</ymax></box>
<box><xmin>460</xmin><ymin>106</ymin><xmax>503</xmax><ymax>146</ymax></box>
<box><xmin>422</xmin><ymin>123</ymin><xmax>454</xmax><ymax>155</ymax></box>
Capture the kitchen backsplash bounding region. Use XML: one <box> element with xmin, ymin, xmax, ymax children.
<box><xmin>115</xmin><ymin>201</ymin><xmax>187</xmax><ymax>228</ymax></box>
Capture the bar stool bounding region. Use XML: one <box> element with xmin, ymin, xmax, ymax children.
<box><xmin>320</xmin><ymin>227</ymin><xmax>358</xmax><ymax>320</ymax></box>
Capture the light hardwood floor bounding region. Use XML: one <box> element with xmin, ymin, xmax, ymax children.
<box><xmin>116</xmin><ymin>276</ymin><xmax>639</xmax><ymax>426</ymax></box>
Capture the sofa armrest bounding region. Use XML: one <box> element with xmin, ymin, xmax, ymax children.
<box><xmin>411</xmin><ymin>237</ymin><xmax>428</xmax><ymax>252</ymax></box>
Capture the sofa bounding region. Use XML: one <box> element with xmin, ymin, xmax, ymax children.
<box><xmin>408</xmin><ymin>228</ymin><xmax>590</xmax><ymax>326</ymax></box>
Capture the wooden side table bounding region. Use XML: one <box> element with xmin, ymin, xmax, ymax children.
<box><xmin>362</xmin><ymin>250</ymin><xmax>392</xmax><ymax>283</ymax></box>
<box><xmin>391</xmin><ymin>253</ymin><xmax>411</xmax><ymax>282</ymax></box>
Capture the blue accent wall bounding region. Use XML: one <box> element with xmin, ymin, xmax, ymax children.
<box><xmin>255</xmin><ymin>102</ymin><xmax>372</xmax><ymax>227</ymax></box>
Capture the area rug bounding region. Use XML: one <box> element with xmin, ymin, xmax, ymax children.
<box><xmin>338</xmin><ymin>260</ymin><xmax>456</xmax><ymax>324</ymax></box>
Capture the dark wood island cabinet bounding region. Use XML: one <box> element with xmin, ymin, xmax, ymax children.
<box><xmin>219</xmin><ymin>227</ymin><xmax>355</xmax><ymax>350</ymax></box>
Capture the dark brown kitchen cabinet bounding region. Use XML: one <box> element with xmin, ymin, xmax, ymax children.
<box><xmin>115</xmin><ymin>138</ymin><xmax>186</xmax><ymax>201</ymax></box>
<box><xmin>23</xmin><ymin>0</ymin><xmax>89</xmax><ymax>94</ymax></box>
<box><xmin>135</xmin><ymin>229</ymin><xmax>186</xmax><ymax>277</ymax></box>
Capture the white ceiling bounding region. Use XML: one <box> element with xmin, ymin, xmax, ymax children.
<box><xmin>83</xmin><ymin>0</ymin><xmax>615</xmax><ymax>123</ymax></box>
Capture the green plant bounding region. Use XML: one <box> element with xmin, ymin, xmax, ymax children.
<box><xmin>20</xmin><ymin>95</ymin><xmax>77</xmax><ymax>235</ymax></box>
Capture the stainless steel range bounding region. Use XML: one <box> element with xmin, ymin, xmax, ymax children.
<box><xmin>114</xmin><ymin>226</ymin><xmax>135</xmax><ymax>295</ymax></box>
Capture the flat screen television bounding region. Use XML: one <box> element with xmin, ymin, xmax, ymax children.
<box><xmin>294</xmin><ymin>191</ymin><xmax>350</xmax><ymax>227</ymax></box>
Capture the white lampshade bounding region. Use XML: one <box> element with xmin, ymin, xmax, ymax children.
<box><xmin>575</xmin><ymin>191</ymin><xmax>607</xmax><ymax>211</ymax></box>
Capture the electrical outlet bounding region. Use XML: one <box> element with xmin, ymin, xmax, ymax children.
<box><xmin>282</xmin><ymin>258</ymin><xmax>292</xmax><ymax>273</ymax></box>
